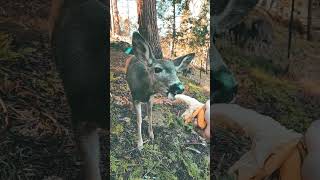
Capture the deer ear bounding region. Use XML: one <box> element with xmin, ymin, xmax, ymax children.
<box><xmin>132</xmin><ymin>32</ymin><xmax>154</xmax><ymax>65</ymax></box>
<box><xmin>173</xmin><ymin>53</ymin><xmax>195</xmax><ymax>72</ymax></box>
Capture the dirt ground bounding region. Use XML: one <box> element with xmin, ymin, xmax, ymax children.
<box><xmin>0</xmin><ymin>21</ymin><xmax>110</xmax><ymax>179</ymax></box>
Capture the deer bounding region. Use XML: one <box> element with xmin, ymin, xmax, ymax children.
<box><xmin>211</xmin><ymin>0</ymin><xmax>266</xmax><ymax>104</ymax></box>
<box><xmin>49</xmin><ymin>0</ymin><xmax>107</xmax><ymax>179</ymax></box>
<box><xmin>126</xmin><ymin>32</ymin><xmax>195</xmax><ymax>150</ymax></box>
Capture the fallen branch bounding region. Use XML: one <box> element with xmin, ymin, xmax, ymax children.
<box><xmin>0</xmin><ymin>96</ymin><xmax>9</xmax><ymax>134</ymax></box>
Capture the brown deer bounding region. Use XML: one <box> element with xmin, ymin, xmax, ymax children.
<box><xmin>126</xmin><ymin>32</ymin><xmax>195</xmax><ymax>150</ymax></box>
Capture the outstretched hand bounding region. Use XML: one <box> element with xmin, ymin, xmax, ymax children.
<box><xmin>175</xmin><ymin>95</ymin><xmax>210</xmax><ymax>140</ymax></box>
<box><xmin>192</xmin><ymin>100</ymin><xmax>210</xmax><ymax>140</ymax></box>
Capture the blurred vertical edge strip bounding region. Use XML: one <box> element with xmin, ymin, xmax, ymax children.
<box><xmin>209</xmin><ymin>1</ymin><xmax>215</xmax><ymax>179</ymax></box>
<box><xmin>104</xmin><ymin>0</ymin><xmax>111</xmax><ymax>179</ymax></box>
<box><xmin>209</xmin><ymin>0</ymin><xmax>215</xmax><ymax>107</ymax></box>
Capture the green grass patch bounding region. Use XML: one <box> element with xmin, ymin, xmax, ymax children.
<box><xmin>221</xmin><ymin>47</ymin><xmax>284</xmax><ymax>75</ymax></box>
<box><xmin>110</xmin><ymin>71</ymin><xmax>119</xmax><ymax>82</ymax></box>
<box><xmin>0</xmin><ymin>32</ymin><xmax>36</xmax><ymax>60</ymax></box>
<box><xmin>218</xmin><ymin>44</ymin><xmax>315</xmax><ymax>132</ymax></box>
<box><xmin>110</xmin><ymin>98</ymin><xmax>209</xmax><ymax>180</ymax></box>
<box><xmin>187</xmin><ymin>82</ymin><xmax>208</xmax><ymax>103</ymax></box>
<box><xmin>248</xmin><ymin>68</ymin><xmax>311</xmax><ymax>132</ymax></box>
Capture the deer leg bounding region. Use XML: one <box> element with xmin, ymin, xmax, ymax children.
<box><xmin>147</xmin><ymin>97</ymin><xmax>154</xmax><ymax>140</ymax></box>
<box><xmin>134</xmin><ymin>101</ymin><xmax>143</xmax><ymax>150</ymax></box>
<box><xmin>75</xmin><ymin>121</ymin><xmax>101</xmax><ymax>180</ymax></box>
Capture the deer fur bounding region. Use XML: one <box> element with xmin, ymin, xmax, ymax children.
<box><xmin>126</xmin><ymin>32</ymin><xmax>195</xmax><ymax>150</ymax></box>
<box><xmin>49</xmin><ymin>0</ymin><xmax>107</xmax><ymax>179</ymax></box>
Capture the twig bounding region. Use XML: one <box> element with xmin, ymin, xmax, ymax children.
<box><xmin>8</xmin><ymin>106</ymin><xmax>26</xmax><ymax>119</ymax></box>
<box><xmin>124</xmin><ymin>140</ymin><xmax>150</xmax><ymax>154</ymax></box>
<box><xmin>143</xmin><ymin>156</ymin><xmax>162</xmax><ymax>178</ymax></box>
<box><xmin>0</xmin><ymin>97</ymin><xmax>7</xmax><ymax>113</ymax></box>
<box><xmin>185</xmin><ymin>147</ymin><xmax>201</xmax><ymax>154</ymax></box>
<box><xmin>41</xmin><ymin>111</ymin><xmax>69</xmax><ymax>135</ymax></box>
<box><xmin>182</xmin><ymin>142</ymin><xmax>207</xmax><ymax>147</ymax></box>
<box><xmin>41</xmin><ymin>112</ymin><xmax>57</xmax><ymax>124</ymax></box>
<box><xmin>0</xmin><ymin>96</ymin><xmax>9</xmax><ymax>134</ymax></box>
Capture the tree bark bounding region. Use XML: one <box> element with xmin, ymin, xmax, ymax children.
<box><xmin>171</xmin><ymin>0</ymin><xmax>176</xmax><ymax>58</ymax></box>
<box><xmin>111</xmin><ymin>0</ymin><xmax>121</xmax><ymax>35</ymax></box>
<box><xmin>206</xmin><ymin>48</ymin><xmax>209</xmax><ymax>74</ymax></box>
<box><xmin>307</xmin><ymin>0</ymin><xmax>313</xmax><ymax>41</ymax></box>
<box><xmin>110</xmin><ymin>0</ymin><xmax>114</xmax><ymax>33</ymax></box>
<box><xmin>285</xmin><ymin>0</ymin><xmax>295</xmax><ymax>74</ymax></box>
<box><xmin>137</xmin><ymin>0</ymin><xmax>163</xmax><ymax>59</ymax></box>
<box><xmin>287</xmin><ymin>0</ymin><xmax>295</xmax><ymax>59</ymax></box>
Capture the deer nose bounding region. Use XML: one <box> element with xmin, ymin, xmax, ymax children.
<box><xmin>169</xmin><ymin>83</ymin><xmax>184</xmax><ymax>95</ymax></box>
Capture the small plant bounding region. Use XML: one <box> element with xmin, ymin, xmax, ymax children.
<box><xmin>0</xmin><ymin>32</ymin><xmax>21</xmax><ymax>60</ymax></box>
<box><xmin>187</xmin><ymin>82</ymin><xmax>208</xmax><ymax>103</ymax></box>
<box><xmin>0</xmin><ymin>32</ymin><xmax>36</xmax><ymax>60</ymax></box>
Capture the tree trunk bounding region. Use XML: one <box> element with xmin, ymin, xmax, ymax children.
<box><xmin>206</xmin><ymin>48</ymin><xmax>209</xmax><ymax>74</ymax></box>
<box><xmin>110</xmin><ymin>0</ymin><xmax>114</xmax><ymax>34</ymax></box>
<box><xmin>137</xmin><ymin>0</ymin><xmax>163</xmax><ymax>59</ymax></box>
<box><xmin>111</xmin><ymin>0</ymin><xmax>121</xmax><ymax>35</ymax></box>
<box><xmin>124</xmin><ymin>19</ymin><xmax>130</xmax><ymax>36</ymax></box>
<box><xmin>171</xmin><ymin>0</ymin><xmax>176</xmax><ymax>58</ymax></box>
<box><xmin>287</xmin><ymin>0</ymin><xmax>295</xmax><ymax>59</ymax></box>
<box><xmin>285</xmin><ymin>0</ymin><xmax>295</xmax><ymax>74</ymax></box>
<box><xmin>307</xmin><ymin>0</ymin><xmax>313</xmax><ymax>41</ymax></box>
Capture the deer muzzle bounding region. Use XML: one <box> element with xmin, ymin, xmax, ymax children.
<box><xmin>168</xmin><ymin>82</ymin><xmax>185</xmax><ymax>97</ymax></box>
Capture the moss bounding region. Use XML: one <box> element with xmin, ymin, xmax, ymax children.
<box><xmin>110</xmin><ymin>72</ymin><xmax>118</xmax><ymax>82</ymax></box>
<box><xmin>112</xmin><ymin>123</ymin><xmax>124</xmax><ymax>136</ymax></box>
<box><xmin>248</xmin><ymin>68</ymin><xmax>310</xmax><ymax>132</ymax></box>
<box><xmin>187</xmin><ymin>82</ymin><xmax>208</xmax><ymax>103</ymax></box>
<box><xmin>180</xmin><ymin>152</ymin><xmax>201</xmax><ymax>178</ymax></box>
<box><xmin>250</xmin><ymin>68</ymin><xmax>297</xmax><ymax>90</ymax></box>
<box><xmin>110</xmin><ymin>99</ymin><xmax>210</xmax><ymax>179</ymax></box>
<box><xmin>220</xmin><ymin>45</ymin><xmax>313</xmax><ymax>132</ymax></box>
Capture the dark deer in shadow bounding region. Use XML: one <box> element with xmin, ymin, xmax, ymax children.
<box><xmin>49</xmin><ymin>0</ymin><xmax>107</xmax><ymax>179</ymax></box>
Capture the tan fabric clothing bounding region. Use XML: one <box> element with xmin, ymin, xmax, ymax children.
<box><xmin>212</xmin><ymin>104</ymin><xmax>305</xmax><ymax>180</ymax></box>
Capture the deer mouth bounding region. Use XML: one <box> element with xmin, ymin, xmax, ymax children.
<box><xmin>166</xmin><ymin>83</ymin><xmax>185</xmax><ymax>100</ymax></box>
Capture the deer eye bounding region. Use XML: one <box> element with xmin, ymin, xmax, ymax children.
<box><xmin>154</xmin><ymin>67</ymin><xmax>163</xmax><ymax>73</ymax></box>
